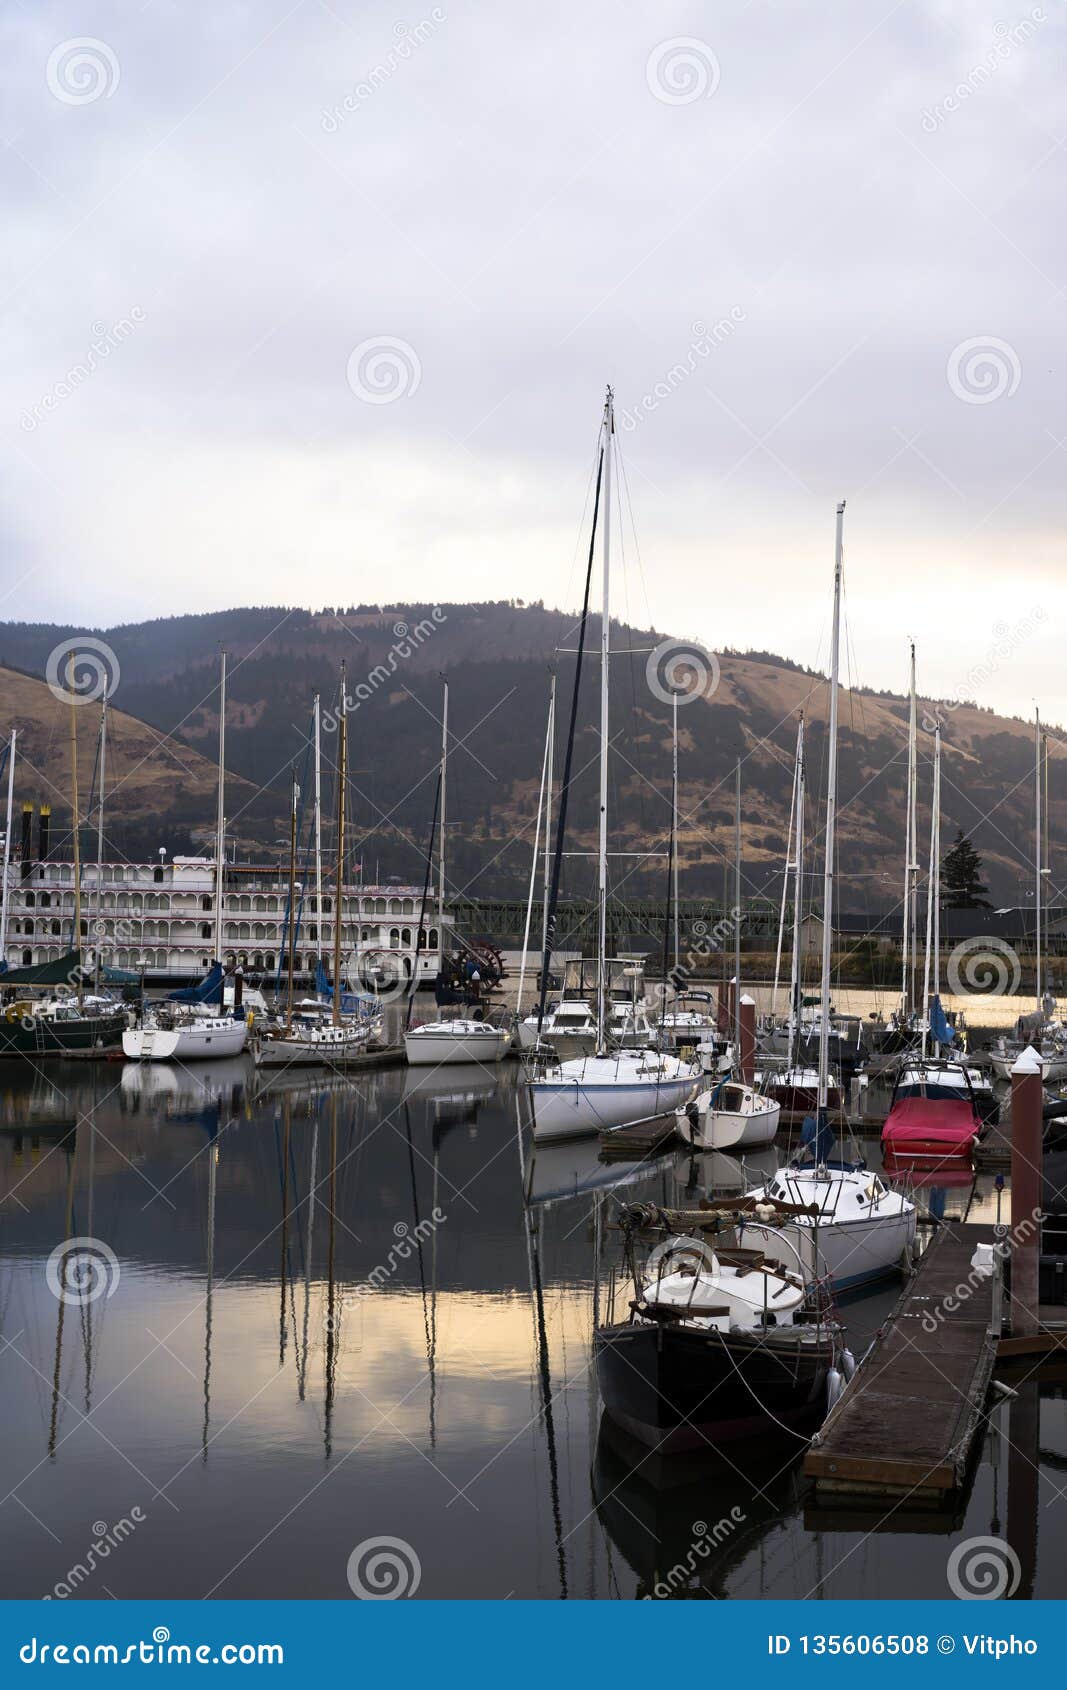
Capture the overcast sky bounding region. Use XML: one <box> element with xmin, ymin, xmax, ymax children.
<box><xmin>2</xmin><ymin>0</ymin><xmax>1064</xmax><ymax>724</ymax></box>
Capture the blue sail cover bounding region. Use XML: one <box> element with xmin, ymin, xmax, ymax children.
<box><xmin>315</xmin><ymin>959</ymin><xmax>376</xmax><ymax>1018</ymax></box>
<box><xmin>929</xmin><ymin>994</ymin><xmax>957</xmax><ymax>1047</ymax></box>
<box><xmin>168</xmin><ymin>962</ymin><xmax>224</xmax><ymax>1004</ymax></box>
<box><xmin>798</xmin><ymin>1110</ymin><xmax>836</xmax><ymax>1164</ymax></box>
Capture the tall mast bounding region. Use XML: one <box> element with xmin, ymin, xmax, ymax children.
<box><xmin>213</xmin><ymin>651</ymin><xmax>227</xmax><ymax>963</ymax></box>
<box><xmin>672</xmin><ymin>689</ymin><xmax>680</xmax><ymax>972</ymax></box>
<box><xmin>1035</xmin><ymin>708</ymin><xmax>1043</xmax><ymax>1012</ymax></box>
<box><xmin>933</xmin><ymin>723</ymin><xmax>941</xmax><ymax>1018</ymax></box>
<box><xmin>902</xmin><ymin>641</ymin><xmax>918</xmax><ymax>1017</ymax></box>
<box><xmin>541</xmin><ymin>673</ymin><xmax>555</xmax><ymax>960</ymax></box>
<box><xmin>733</xmin><ymin>758</ymin><xmax>742</xmax><ymax>1054</ymax></box>
<box><xmin>332</xmin><ymin>663</ymin><xmax>346</xmax><ymax>1026</ymax></box>
<box><xmin>68</xmin><ymin>653</ymin><xmax>83</xmax><ymax>1003</ymax></box>
<box><xmin>286</xmin><ymin>771</ymin><xmax>298</xmax><ymax>1030</ymax></box>
<box><xmin>787</xmin><ymin>715</ymin><xmax>805</xmax><ymax>1072</ymax></box>
<box><xmin>0</xmin><ymin>729</ymin><xmax>16</xmax><ymax>966</ymax></box>
<box><xmin>596</xmin><ymin>387</ymin><xmax>613</xmax><ymax>1053</ymax></box>
<box><xmin>772</xmin><ymin>721</ymin><xmax>801</xmax><ymax>1023</ymax></box>
<box><xmin>817</xmin><ymin>502</ymin><xmax>845</xmax><ymax>1114</ymax></box>
<box><xmin>95</xmin><ymin>694</ymin><xmax>107</xmax><ymax>986</ymax></box>
<box><xmin>437</xmin><ymin>679</ymin><xmax>448</xmax><ymax>950</ymax></box>
<box><xmin>313</xmin><ymin>694</ymin><xmax>323</xmax><ymax>964</ymax></box>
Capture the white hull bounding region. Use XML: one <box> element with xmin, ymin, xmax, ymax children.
<box><xmin>122</xmin><ymin>1020</ymin><xmax>248</xmax><ymax>1062</ymax></box>
<box><xmin>254</xmin><ymin>1027</ymin><xmax>375</xmax><ymax>1068</ymax></box>
<box><xmin>742</xmin><ymin>1207</ymin><xmax>916</xmax><ymax>1290</ymax></box>
<box><xmin>404</xmin><ymin>1023</ymin><xmax>509</xmax><ymax>1066</ymax></box>
<box><xmin>677</xmin><ymin>1094</ymin><xmax>780</xmax><ymax>1150</ymax></box>
<box><xmin>528</xmin><ymin>1054</ymin><xmax>699</xmax><ymax>1142</ymax></box>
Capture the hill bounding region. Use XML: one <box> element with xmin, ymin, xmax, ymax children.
<box><xmin>0</xmin><ymin>603</ymin><xmax>1056</xmax><ymax>908</ymax></box>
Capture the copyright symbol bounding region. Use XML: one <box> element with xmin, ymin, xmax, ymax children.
<box><xmin>937</xmin><ymin>1637</ymin><xmax>955</xmax><ymax>1655</ymax></box>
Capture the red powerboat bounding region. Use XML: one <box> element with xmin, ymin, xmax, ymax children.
<box><xmin>881</xmin><ymin>1094</ymin><xmax>980</xmax><ymax>1160</ymax></box>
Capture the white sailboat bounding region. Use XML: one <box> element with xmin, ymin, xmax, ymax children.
<box><xmin>746</xmin><ymin>504</ymin><xmax>916</xmax><ymax>1288</ymax></box>
<box><xmin>404</xmin><ymin>680</ymin><xmax>509</xmax><ymax>1067</ymax></box>
<box><xmin>124</xmin><ymin>651</ymin><xmax>249</xmax><ymax>1064</ymax></box>
<box><xmin>527</xmin><ymin>390</ymin><xmax>699</xmax><ymax>1141</ymax></box>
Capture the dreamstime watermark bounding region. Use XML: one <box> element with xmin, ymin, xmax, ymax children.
<box><xmin>947</xmin><ymin>336</ymin><xmax>1021</xmax><ymax>404</ymax></box>
<box><xmin>617</xmin><ymin>312</ymin><xmax>746</xmax><ymax>432</ymax></box>
<box><xmin>328</xmin><ymin>1210</ymin><xmax>447</xmax><ymax>1325</ymax></box>
<box><xmin>947</xmin><ymin>1535</ymin><xmax>1022</xmax><ymax>1599</ymax></box>
<box><xmin>921</xmin><ymin>606</ymin><xmax>1045</xmax><ymax>730</ymax></box>
<box><xmin>45</xmin><ymin>1237</ymin><xmax>120</xmax><ymax>1307</ymax></box>
<box><xmin>347</xmin><ymin>947</ymin><xmax>413</xmax><ymax>1006</ymax></box>
<box><xmin>20</xmin><ymin>310</ymin><xmax>146</xmax><ymax>433</ymax></box>
<box><xmin>45</xmin><ymin>637</ymin><xmax>121</xmax><ymax>706</ymax></box>
<box><xmin>46</xmin><ymin>38</ymin><xmax>120</xmax><ymax>105</ymax></box>
<box><xmin>44</xmin><ymin>1510</ymin><xmax>146</xmax><ymax>1600</ymax></box>
<box><xmin>919</xmin><ymin>1210</ymin><xmax>1041</xmax><ymax>1335</ymax></box>
<box><xmin>921</xmin><ymin>12</ymin><xmax>1046</xmax><ymax>133</ymax></box>
<box><xmin>646</xmin><ymin>637</ymin><xmax>721</xmax><ymax>706</ymax></box>
<box><xmin>645</xmin><ymin>1508</ymin><xmax>747</xmax><ymax>1598</ymax></box>
<box><xmin>346</xmin><ymin>1536</ymin><xmax>422</xmax><ymax>1598</ymax></box>
<box><xmin>648</xmin><ymin>907</ymin><xmax>746</xmax><ymax>1018</ymax></box>
<box><xmin>346</xmin><ymin>335</ymin><xmax>422</xmax><ymax>403</ymax></box>
<box><xmin>321</xmin><ymin>13</ymin><xmax>446</xmax><ymax>132</ymax></box>
<box><xmin>646</xmin><ymin>38</ymin><xmax>720</xmax><ymax>105</ymax></box>
<box><xmin>946</xmin><ymin>936</ymin><xmax>1022</xmax><ymax>999</ymax></box>
<box><xmin>321</xmin><ymin>611</ymin><xmax>445</xmax><ymax>730</ymax></box>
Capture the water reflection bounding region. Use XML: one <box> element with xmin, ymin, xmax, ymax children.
<box><xmin>0</xmin><ymin>1058</ymin><xmax>1060</xmax><ymax>1598</ymax></box>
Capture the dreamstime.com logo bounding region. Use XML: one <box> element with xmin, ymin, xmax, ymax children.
<box><xmin>45</xmin><ymin>638</ymin><xmax>121</xmax><ymax>706</ymax></box>
<box><xmin>946</xmin><ymin>936</ymin><xmax>1021</xmax><ymax>997</ymax></box>
<box><xmin>45</xmin><ymin>1238</ymin><xmax>120</xmax><ymax>1307</ymax></box>
<box><xmin>646</xmin><ymin>638</ymin><xmax>721</xmax><ymax>706</ymax></box>
<box><xmin>346</xmin><ymin>1536</ymin><xmax>422</xmax><ymax>1598</ymax></box>
<box><xmin>947</xmin><ymin>336</ymin><xmax>1021</xmax><ymax>404</ymax></box>
<box><xmin>346</xmin><ymin>336</ymin><xmax>421</xmax><ymax>403</ymax></box>
<box><xmin>646</xmin><ymin>38</ymin><xmax>720</xmax><ymax>105</ymax></box>
<box><xmin>947</xmin><ymin>1535</ymin><xmax>1021</xmax><ymax>1599</ymax></box>
<box><xmin>46</xmin><ymin>38</ymin><xmax>120</xmax><ymax>104</ymax></box>
<box><xmin>647</xmin><ymin>1509</ymin><xmax>747</xmax><ymax>1598</ymax></box>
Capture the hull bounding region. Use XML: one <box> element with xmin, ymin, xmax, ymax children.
<box><xmin>123</xmin><ymin>1021</ymin><xmax>248</xmax><ymax>1062</ymax></box>
<box><xmin>529</xmin><ymin>1071</ymin><xmax>698</xmax><ymax>1141</ymax></box>
<box><xmin>254</xmin><ymin>1029</ymin><xmax>374</xmax><ymax>1068</ymax></box>
<box><xmin>404</xmin><ymin>1026</ymin><xmax>509</xmax><ymax>1066</ymax></box>
<box><xmin>764</xmin><ymin>1082</ymin><xmax>841</xmax><ymax>1113</ymax></box>
<box><xmin>595</xmin><ymin>1320</ymin><xmax>833</xmax><ymax>1451</ymax></box>
<box><xmin>0</xmin><ymin>1011</ymin><xmax>126</xmax><ymax>1057</ymax></box>
<box><xmin>742</xmin><ymin>1208</ymin><xmax>916</xmax><ymax>1290</ymax></box>
<box><xmin>678</xmin><ymin>1099</ymin><xmax>780</xmax><ymax>1150</ymax></box>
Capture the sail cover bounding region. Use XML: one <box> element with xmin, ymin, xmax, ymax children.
<box><xmin>168</xmin><ymin>962</ymin><xmax>224</xmax><ymax>1004</ymax></box>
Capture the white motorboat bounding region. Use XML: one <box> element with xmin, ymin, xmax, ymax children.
<box><xmin>529</xmin><ymin>1048</ymin><xmax>699</xmax><ymax>1142</ymax></box>
<box><xmin>741</xmin><ymin>1163</ymin><xmax>916</xmax><ymax>1291</ymax></box>
<box><xmin>404</xmin><ymin>1016</ymin><xmax>509</xmax><ymax>1066</ymax></box>
<box><xmin>657</xmin><ymin>990</ymin><xmax>719</xmax><ymax>1051</ymax></box>
<box><xmin>123</xmin><ymin>1013</ymin><xmax>248</xmax><ymax>1062</ymax></box>
<box><xmin>675</xmin><ymin>1078</ymin><xmax>780</xmax><ymax>1150</ymax></box>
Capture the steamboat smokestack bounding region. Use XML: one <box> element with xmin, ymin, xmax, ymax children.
<box><xmin>20</xmin><ymin>804</ymin><xmax>32</xmax><ymax>880</ymax></box>
<box><xmin>38</xmin><ymin>805</ymin><xmax>50</xmax><ymax>863</ymax></box>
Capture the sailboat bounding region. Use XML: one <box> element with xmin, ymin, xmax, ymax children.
<box><xmin>759</xmin><ymin>716</ymin><xmax>842</xmax><ymax>1113</ymax></box>
<box><xmin>124</xmin><ymin>652</ymin><xmax>248</xmax><ymax>1063</ymax></box>
<box><xmin>882</xmin><ymin>720</ymin><xmax>985</xmax><ymax>1158</ymax></box>
<box><xmin>526</xmin><ymin>390</ymin><xmax>699</xmax><ymax>1141</ymax></box>
<box><xmin>256</xmin><ymin>664</ymin><xmax>381</xmax><ymax>1067</ymax></box>
<box><xmin>404</xmin><ymin>680</ymin><xmax>510</xmax><ymax>1067</ymax></box>
<box><xmin>744</xmin><ymin>505</ymin><xmax>916</xmax><ymax>1287</ymax></box>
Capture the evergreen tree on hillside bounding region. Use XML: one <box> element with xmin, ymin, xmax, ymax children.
<box><xmin>942</xmin><ymin>829</ymin><xmax>991</xmax><ymax>909</ymax></box>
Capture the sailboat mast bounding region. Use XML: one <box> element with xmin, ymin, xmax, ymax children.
<box><xmin>313</xmin><ymin>693</ymin><xmax>323</xmax><ymax>964</ymax></box>
<box><xmin>672</xmin><ymin>689</ymin><xmax>680</xmax><ymax>972</ymax></box>
<box><xmin>542</xmin><ymin>673</ymin><xmax>555</xmax><ymax>960</ymax></box>
<box><xmin>903</xmin><ymin>641</ymin><xmax>918</xmax><ymax>1017</ymax></box>
<box><xmin>0</xmin><ymin>729</ymin><xmax>16</xmax><ymax>967</ymax></box>
<box><xmin>95</xmin><ymin>693</ymin><xmax>107</xmax><ymax>985</ymax></box>
<box><xmin>68</xmin><ymin>653</ymin><xmax>84</xmax><ymax>1003</ymax></box>
<box><xmin>332</xmin><ymin>663</ymin><xmax>347</xmax><ymax>1026</ymax></box>
<box><xmin>817</xmin><ymin>502</ymin><xmax>845</xmax><ymax>1114</ymax></box>
<box><xmin>596</xmin><ymin>387</ymin><xmax>613</xmax><ymax>1053</ymax></box>
<box><xmin>213</xmin><ymin>651</ymin><xmax>227</xmax><ymax>964</ymax></box>
<box><xmin>1036</xmin><ymin>709</ymin><xmax>1043</xmax><ymax>1012</ymax></box>
<box><xmin>286</xmin><ymin>771</ymin><xmax>298</xmax><ymax>1032</ymax></box>
<box><xmin>733</xmin><ymin>759</ymin><xmax>742</xmax><ymax>1053</ymax></box>
<box><xmin>437</xmin><ymin>679</ymin><xmax>448</xmax><ymax>953</ymax></box>
<box><xmin>933</xmin><ymin>723</ymin><xmax>941</xmax><ymax>1016</ymax></box>
<box><xmin>787</xmin><ymin>716</ymin><xmax>805</xmax><ymax>1072</ymax></box>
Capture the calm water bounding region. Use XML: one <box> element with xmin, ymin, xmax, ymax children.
<box><xmin>0</xmin><ymin>1051</ymin><xmax>1063</xmax><ymax>1600</ymax></box>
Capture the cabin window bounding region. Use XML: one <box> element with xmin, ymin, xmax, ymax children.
<box><xmin>40</xmin><ymin>892</ymin><xmax>50</xmax><ymax>908</ymax></box>
<box><xmin>25</xmin><ymin>891</ymin><xmax>34</xmax><ymax>908</ymax></box>
<box><xmin>21</xmin><ymin>949</ymin><xmax>31</xmax><ymax>966</ymax></box>
<box><xmin>202</xmin><ymin>895</ymin><xmax>212</xmax><ymax>911</ymax></box>
<box><xmin>401</xmin><ymin>927</ymin><xmax>411</xmax><ymax>946</ymax></box>
<box><xmin>389</xmin><ymin>928</ymin><xmax>400</xmax><ymax>948</ymax></box>
<box><xmin>153</xmin><ymin>867</ymin><xmax>164</xmax><ymax>883</ymax></box>
<box><xmin>429</xmin><ymin>928</ymin><xmax>438</xmax><ymax>950</ymax></box>
<box><xmin>201</xmin><ymin>923</ymin><xmax>212</xmax><ymax>939</ymax></box>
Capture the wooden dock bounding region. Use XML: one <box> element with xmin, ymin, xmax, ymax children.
<box><xmin>805</xmin><ymin>1223</ymin><xmax>998</xmax><ymax>1500</ymax></box>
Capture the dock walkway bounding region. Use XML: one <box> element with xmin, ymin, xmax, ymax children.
<box><xmin>805</xmin><ymin>1222</ymin><xmax>997</xmax><ymax>1499</ymax></box>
